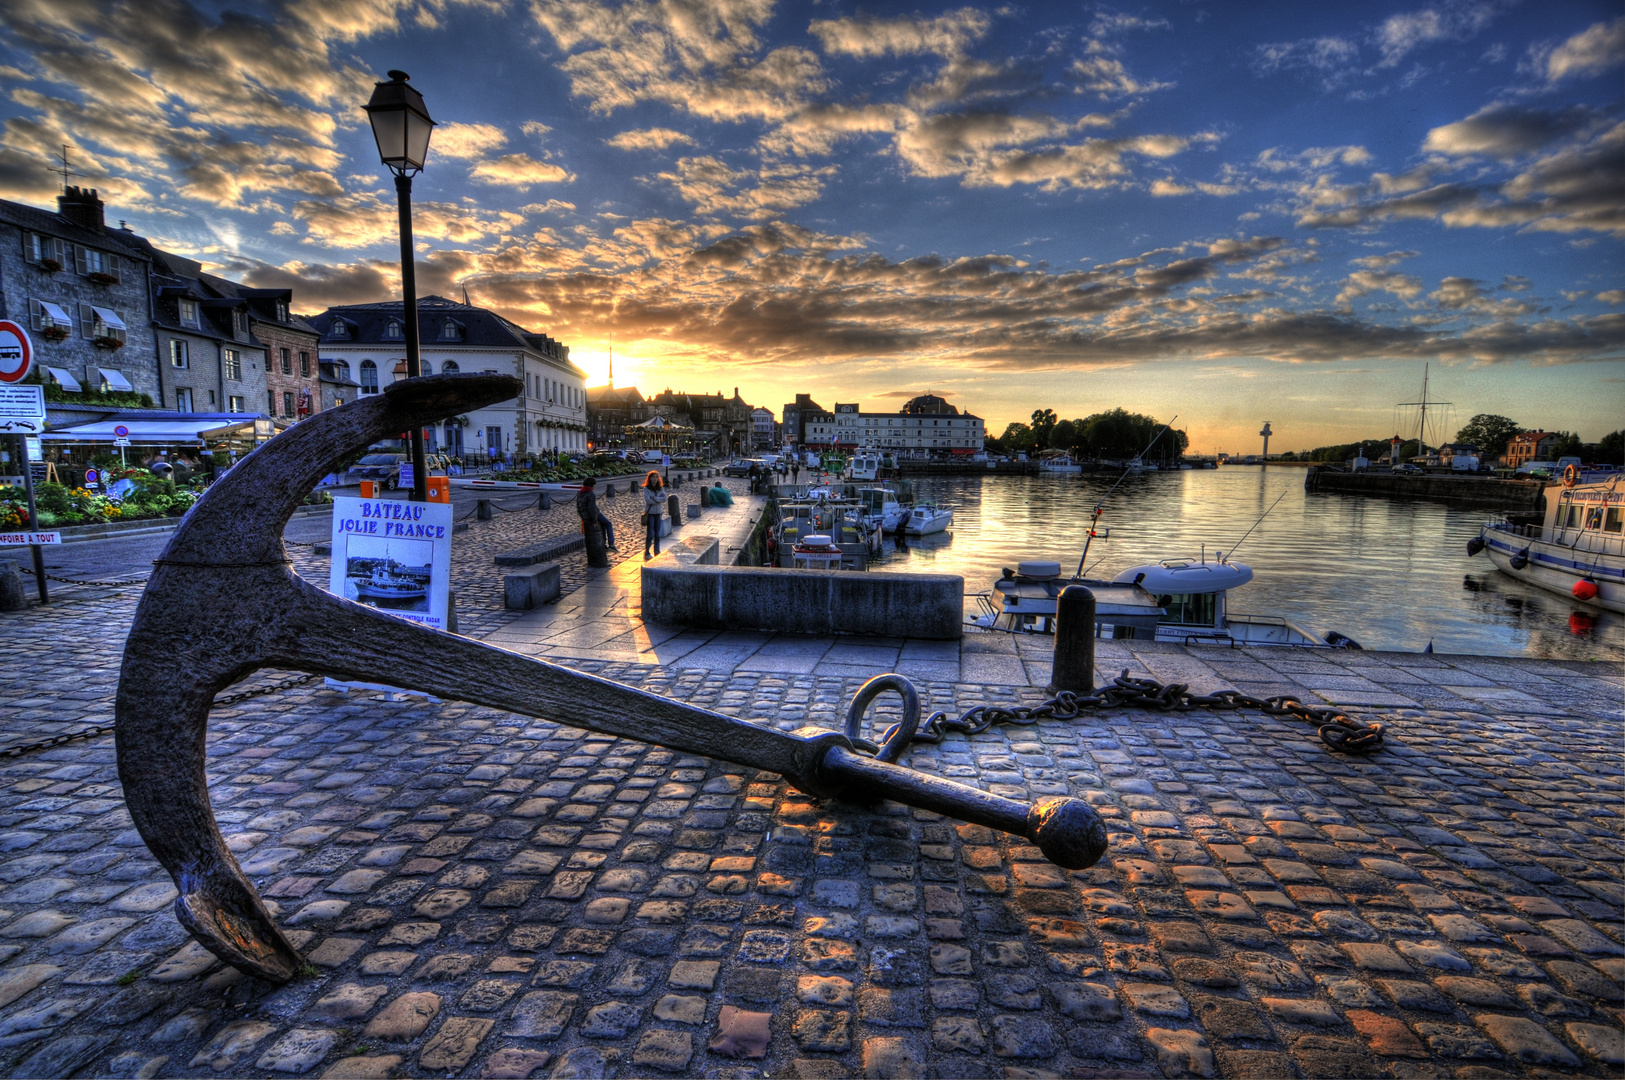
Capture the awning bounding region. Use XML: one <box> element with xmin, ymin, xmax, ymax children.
<box><xmin>90</xmin><ymin>306</ymin><xmax>127</xmax><ymax>331</ymax></box>
<box><xmin>98</xmin><ymin>368</ymin><xmax>134</xmax><ymax>392</ymax></box>
<box><xmin>45</xmin><ymin>367</ymin><xmax>82</xmax><ymax>392</ymax></box>
<box><xmin>39</xmin><ymin>301</ymin><xmax>71</xmax><ymax>326</ymax></box>
<box><xmin>41</xmin><ymin>418</ymin><xmax>261</xmax><ymax>444</ymax></box>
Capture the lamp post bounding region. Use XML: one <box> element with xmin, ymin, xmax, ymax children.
<box><xmin>364</xmin><ymin>70</ymin><xmax>436</xmax><ymax>502</ymax></box>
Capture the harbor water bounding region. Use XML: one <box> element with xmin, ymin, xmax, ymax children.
<box><xmin>872</xmin><ymin>468</ymin><xmax>1623</xmax><ymax>660</ymax></box>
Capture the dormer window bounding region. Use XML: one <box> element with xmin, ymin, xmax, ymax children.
<box><xmin>233</xmin><ymin>310</ymin><xmax>248</xmax><ymax>337</ymax></box>
<box><xmin>383</xmin><ymin>319</ymin><xmax>404</xmax><ymax>341</ymax></box>
<box><xmin>438</xmin><ymin>318</ymin><xmax>462</xmax><ymax>341</ymax></box>
<box><xmin>329</xmin><ymin>319</ymin><xmax>350</xmax><ymax>340</ymax></box>
<box><xmin>275</xmin><ymin>301</ymin><xmax>289</xmax><ymax>322</ymax></box>
<box><xmin>178</xmin><ymin>298</ymin><xmax>200</xmax><ymax>328</ymax></box>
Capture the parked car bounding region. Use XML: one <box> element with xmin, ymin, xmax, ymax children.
<box><xmin>346</xmin><ymin>453</ymin><xmax>407</xmax><ymax>489</ymax></box>
<box><xmin>723</xmin><ymin>459</ymin><xmax>756</xmax><ymax>477</ymax></box>
<box><xmin>1391</xmin><ymin>463</ymin><xmax>1423</xmax><ymax>475</ymax></box>
<box><xmin>641</xmin><ymin>449</ymin><xmax>666</xmax><ymax>464</ymax></box>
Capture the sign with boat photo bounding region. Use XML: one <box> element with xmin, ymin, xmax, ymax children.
<box><xmin>328</xmin><ymin>496</ymin><xmax>453</xmax><ymax>632</ymax></box>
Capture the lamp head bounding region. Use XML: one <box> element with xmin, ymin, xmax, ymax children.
<box><xmin>364</xmin><ymin>70</ymin><xmax>436</xmax><ymax>175</ymax></box>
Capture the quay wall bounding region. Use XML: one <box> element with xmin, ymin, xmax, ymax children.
<box><xmin>897</xmin><ymin>461</ymin><xmax>1036</xmax><ymax>476</ymax></box>
<box><xmin>1305</xmin><ymin>467</ymin><xmax>1546</xmax><ymax>510</ymax></box>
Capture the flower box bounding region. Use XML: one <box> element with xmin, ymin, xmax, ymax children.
<box><xmin>87</xmin><ymin>271</ymin><xmax>119</xmax><ymax>285</ymax></box>
<box><xmin>41</xmin><ymin>326</ymin><xmax>69</xmax><ymax>343</ymax></box>
<box><xmin>92</xmin><ymin>335</ymin><xmax>125</xmax><ymax>350</ymax></box>
<box><xmin>38</xmin><ymin>258</ymin><xmax>62</xmax><ymax>273</ymax></box>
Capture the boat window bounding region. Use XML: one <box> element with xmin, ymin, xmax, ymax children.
<box><xmin>1155</xmin><ymin>592</ymin><xmax>1217</xmax><ymax>626</ymax></box>
<box><xmin>1563</xmin><ymin>504</ymin><xmax>1580</xmax><ymax>527</ymax></box>
<box><xmin>1607</xmin><ymin>509</ymin><xmax>1623</xmax><ymax>534</ymax></box>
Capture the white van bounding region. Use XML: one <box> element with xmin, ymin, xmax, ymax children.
<box><xmin>641</xmin><ymin>450</ymin><xmax>665</xmax><ymax>464</ymax></box>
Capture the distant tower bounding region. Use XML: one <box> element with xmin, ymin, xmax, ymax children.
<box><xmin>1259</xmin><ymin>421</ymin><xmax>1273</xmax><ymax>460</ymax></box>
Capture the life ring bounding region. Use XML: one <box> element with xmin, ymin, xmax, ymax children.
<box><xmin>1563</xmin><ymin>464</ymin><xmax>1580</xmax><ymax>487</ymax></box>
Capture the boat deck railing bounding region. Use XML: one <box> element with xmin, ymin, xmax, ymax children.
<box><xmin>1490</xmin><ymin>520</ymin><xmax>1625</xmax><ymax>556</ymax></box>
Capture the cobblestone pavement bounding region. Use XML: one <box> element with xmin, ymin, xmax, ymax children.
<box><xmin>0</xmin><ymin>498</ymin><xmax>1621</xmax><ymax>1078</ymax></box>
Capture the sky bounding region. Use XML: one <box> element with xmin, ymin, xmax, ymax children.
<box><xmin>0</xmin><ymin>0</ymin><xmax>1621</xmax><ymax>452</ymax></box>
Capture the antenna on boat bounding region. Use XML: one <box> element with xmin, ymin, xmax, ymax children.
<box><xmin>1074</xmin><ymin>415</ymin><xmax>1177</xmax><ymax>577</ymax></box>
<box><xmin>1221</xmin><ymin>488</ymin><xmax>1289</xmax><ymax>562</ymax></box>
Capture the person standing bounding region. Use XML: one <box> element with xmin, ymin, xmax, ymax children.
<box><xmin>643</xmin><ymin>470</ymin><xmax>665</xmax><ymax>558</ymax></box>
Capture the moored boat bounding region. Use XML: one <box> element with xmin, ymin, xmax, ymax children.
<box><xmin>1037</xmin><ymin>452</ymin><xmax>1082</xmax><ymax>475</ymax></box>
<box><xmin>903</xmin><ymin>502</ymin><xmax>953</xmax><ymax>535</ymax></box>
<box><xmin>1471</xmin><ymin>478</ymin><xmax>1623</xmax><ymax>613</ymax></box>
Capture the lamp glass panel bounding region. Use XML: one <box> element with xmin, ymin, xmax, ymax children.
<box><xmin>405</xmin><ymin>111</ymin><xmax>433</xmax><ymax>168</ymax></box>
<box><xmin>369</xmin><ymin>108</ymin><xmax>408</xmax><ymax>165</ymax></box>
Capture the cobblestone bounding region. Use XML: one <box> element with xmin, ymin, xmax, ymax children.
<box><xmin>0</xmin><ymin>490</ymin><xmax>1622</xmax><ymax>1076</ymax></box>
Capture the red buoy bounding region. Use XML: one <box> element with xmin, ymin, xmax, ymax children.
<box><xmin>1572</xmin><ymin>579</ymin><xmax>1600</xmax><ymax>601</ymax></box>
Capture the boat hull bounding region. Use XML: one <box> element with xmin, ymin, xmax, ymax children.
<box><xmin>1482</xmin><ymin>529</ymin><xmax>1624</xmax><ymax>613</ymax></box>
<box><xmin>904</xmin><ymin>512</ymin><xmax>952</xmax><ymax>535</ymax></box>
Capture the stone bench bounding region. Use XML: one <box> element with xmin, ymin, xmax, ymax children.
<box><xmin>505</xmin><ymin>562</ymin><xmax>561</xmax><ymax>609</ymax></box>
<box><xmin>641</xmin><ymin>564</ymin><xmax>962</xmax><ymax>638</ymax></box>
<box><xmin>494</xmin><ymin>536</ymin><xmax>585</xmax><ymax>567</ymax></box>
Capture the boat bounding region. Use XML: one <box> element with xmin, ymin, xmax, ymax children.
<box><xmin>1037</xmin><ymin>452</ymin><xmax>1081</xmax><ymax>475</ymax></box>
<box><xmin>1470</xmin><ymin>477</ymin><xmax>1623</xmax><ymax>613</ymax></box>
<box><xmin>857</xmin><ymin>486</ymin><xmax>907</xmax><ymax>532</ymax></box>
<box><xmin>902</xmin><ymin>502</ymin><xmax>952</xmax><ymax>535</ymax></box>
<box><xmin>975</xmin><ymin>557</ymin><xmax>1360</xmax><ymax>647</ymax></box>
<box><xmin>352</xmin><ymin>560</ymin><xmax>429</xmax><ymax>601</ymax></box>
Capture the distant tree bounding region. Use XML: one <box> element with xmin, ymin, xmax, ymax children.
<box><xmin>1454</xmin><ymin>414</ymin><xmax>1522</xmax><ymax>459</ymax></box>
<box><xmin>1596</xmin><ymin>430</ymin><xmax>1624</xmax><ymax>466</ymax></box>
<box><xmin>1050</xmin><ymin>418</ymin><xmax>1080</xmax><ymax>454</ymax></box>
<box><xmin>999</xmin><ymin>422</ymin><xmax>1036</xmax><ymax>454</ymax></box>
<box><xmin>1549</xmin><ymin>431</ymin><xmax>1583</xmax><ymax>460</ymax></box>
<box><xmin>1030</xmin><ymin>408</ymin><xmax>1058</xmax><ymax>448</ymax></box>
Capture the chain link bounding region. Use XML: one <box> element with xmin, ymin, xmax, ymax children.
<box><xmin>857</xmin><ymin>668</ymin><xmax>1384</xmax><ymax>756</ymax></box>
<box><xmin>1</xmin><ymin>725</ymin><xmax>115</xmax><ymax>758</ymax></box>
<box><xmin>213</xmin><ymin>673</ymin><xmax>322</xmax><ymax>708</ymax></box>
<box><xmin>16</xmin><ymin>565</ymin><xmax>148</xmax><ymax>588</ymax></box>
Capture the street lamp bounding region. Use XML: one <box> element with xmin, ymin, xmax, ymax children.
<box><xmin>364</xmin><ymin>69</ymin><xmax>437</xmax><ymax>502</ymax></box>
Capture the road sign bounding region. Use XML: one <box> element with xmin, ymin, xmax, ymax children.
<box><xmin>0</xmin><ymin>321</ymin><xmax>31</xmax><ymax>384</ymax></box>
<box><xmin>114</xmin><ymin>437</ymin><xmax>131</xmax><ymax>447</ymax></box>
<box><xmin>113</xmin><ymin>424</ymin><xmax>130</xmax><ymax>438</ymax></box>
<box><xmin>0</xmin><ymin>384</ymin><xmax>45</xmax><ymax>430</ymax></box>
<box><xmin>0</xmin><ymin>531</ymin><xmax>61</xmax><ymax>546</ymax></box>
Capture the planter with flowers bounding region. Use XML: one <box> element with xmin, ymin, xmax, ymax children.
<box><xmin>87</xmin><ymin>271</ymin><xmax>118</xmax><ymax>285</ymax></box>
<box><xmin>38</xmin><ymin>258</ymin><xmax>62</xmax><ymax>273</ymax></box>
<box><xmin>41</xmin><ymin>325</ymin><xmax>69</xmax><ymax>343</ymax></box>
<box><xmin>92</xmin><ymin>335</ymin><xmax>124</xmax><ymax>350</ymax></box>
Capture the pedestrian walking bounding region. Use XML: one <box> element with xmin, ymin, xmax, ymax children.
<box><xmin>642</xmin><ymin>470</ymin><xmax>665</xmax><ymax>558</ymax></box>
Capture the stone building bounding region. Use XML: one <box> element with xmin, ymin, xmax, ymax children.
<box><xmin>644</xmin><ymin>387</ymin><xmax>755</xmax><ymax>456</ymax></box>
<box><xmin>0</xmin><ymin>187</ymin><xmax>156</xmax><ymax>400</ymax></box>
<box><xmin>585</xmin><ymin>384</ymin><xmax>647</xmax><ymax>449</ymax></box>
<box><xmin>201</xmin><ymin>279</ymin><xmax>321</xmax><ymax>422</ymax></box>
<box><xmin>779</xmin><ymin>393</ymin><xmax>825</xmax><ymax>449</ymax></box>
<box><xmin>751</xmin><ymin>406</ymin><xmax>776</xmax><ymax>449</ymax></box>
<box><xmin>1506</xmin><ymin>431</ymin><xmax>1558</xmax><ymax>468</ymax></box>
<box><xmin>800</xmin><ymin>393</ymin><xmax>985</xmax><ymax>456</ymax></box>
<box><xmin>309</xmin><ymin>296</ymin><xmax>584</xmax><ymax>459</ymax></box>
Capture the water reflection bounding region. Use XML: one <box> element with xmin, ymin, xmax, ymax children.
<box><xmin>872</xmin><ymin>469</ymin><xmax>1621</xmax><ymax>660</ymax></box>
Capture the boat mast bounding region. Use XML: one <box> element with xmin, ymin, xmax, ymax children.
<box><xmin>1396</xmin><ymin>363</ymin><xmax>1452</xmax><ymax>457</ymax></box>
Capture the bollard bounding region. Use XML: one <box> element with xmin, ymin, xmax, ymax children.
<box><xmin>0</xmin><ymin>559</ymin><xmax>25</xmax><ymax>612</ymax></box>
<box><xmin>583</xmin><ymin>515</ymin><xmax>610</xmax><ymax>568</ymax></box>
<box><xmin>539</xmin><ymin>492</ymin><xmax>553</xmax><ymax>512</ymax></box>
<box><xmin>604</xmin><ymin>482</ymin><xmax>616</xmax><ymax>498</ymax></box>
<box><xmin>1050</xmin><ymin>585</ymin><xmax>1096</xmax><ymax>694</ymax></box>
<box><xmin>477</xmin><ymin>498</ymin><xmax>493</xmax><ymax>521</ymax></box>
<box><xmin>667</xmin><ymin>493</ymin><xmax>681</xmax><ymax>528</ymax></box>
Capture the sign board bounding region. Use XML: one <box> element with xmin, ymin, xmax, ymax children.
<box><xmin>0</xmin><ymin>384</ymin><xmax>46</xmax><ymax>433</ymax></box>
<box><xmin>328</xmin><ymin>496</ymin><xmax>452</xmax><ymax>632</ymax></box>
<box><xmin>114</xmin><ymin>437</ymin><xmax>131</xmax><ymax>447</ymax></box>
<box><xmin>0</xmin><ymin>321</ymin><xmax>32</xmax><ymax>384</ymax></box>
<box><xmin>397</xmin><ymin>463</ymin><xmax>414</xmax><ymax>490</ymax></box>
<box><xmin>113</xmin><ymin>424</ymin><xmax>130</xmax><ymax>438</ymax></box>
<box><xmin>0</xmin><ymin>531</ymin><xmax>61</xmax><ymax>546</ymax></box>
<box><xmin>24</xmin><ymin>437</ymin><xmax>41</xmax><ymax>459</ymax></box>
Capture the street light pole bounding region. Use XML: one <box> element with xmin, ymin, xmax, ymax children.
<box><xmin>394</xmin><ymin>173</ymin><xmax>428</xmax><ymax>502</ymax></box>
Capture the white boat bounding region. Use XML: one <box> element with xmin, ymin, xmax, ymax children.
<box><xmin>903</xmin><ymin>502</ymin><xmax>952</xmax><ymax>535</ymax></box>
<box><xmin>857</xmin><ymin>486</ymin><xmax>907</xmax><ymax>532</ymax></box>
<box><xmin>1038</xmin><ymin>453</ymin><xmax>1081</xmax><ymax>475</ymax></box>
<box><xmin>1471</xmin><ymin>478</ymin><xmax>1623</xmax><ymax>613</ymax></box>
<box><xmin>977</xmin><ymin>557</ymin><xmax>1359</xmax><ymax>647</ymax></box>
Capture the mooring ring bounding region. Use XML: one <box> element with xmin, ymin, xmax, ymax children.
<box><xmin>844</xmin><ymin>673</ymin><xmax>922</xmax><ymax>764</ymax></box>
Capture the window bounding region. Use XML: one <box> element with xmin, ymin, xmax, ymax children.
<box><xmin>170</xmin><ymin>339</ymin><xmax>189</xmax><ymax>368</ymax></box>
<box><xmin>178</xmin><ymin>298</ymin><xmax>199</xmax><ymax>328</ymax></box>
<box><xmin>1607</xmin><ymin>509</ymin><xmax>1623</xmax><ymax>534</ymax></box>
<box><xmin>441</xmin><ymin>360</ymin><xmax>458</xmax><ymax>374</ymax></box>
<box><xmin>283</xmin><ymin>391</ymin><xmax>294</xmax><ymax>417</ymax></box>
<box><xmin>1155</xmin><ymin>592</ymin><xmax>1218</xmax><ymax>627</ymax></box>
<box><xmin>280</xmin><ymin>348</ymin><xmax>292</xmax><ymax>375</ymax></box>
<box><xmin>228</xmin><ymin>396</ymin><xmax>245</xmax><ymax>413</ymax></box>
<box><xmin>383</xmin><ymin>319</ymin><xmax>403</xmax><ymax>341</ymax></box>
<box><xmin>276</xmin><ymin>301</ymin><xmax>289</xmax><ymax>322</ymax></box>
<box><xmin>73</xmin><ymin>246</ymin><xmax>119</xmax><ymax>281</ymax></box>
<box><xmin>28</xmin><ymin>299</ymin><xmax>71</xmax><ymax>334</ymax></box>
<box><xmin>299</xmin><ymin>351</ymin><xmax>310</xmax><ymax>376</ymax></box>
<box><xmin>26</xmin><ymin>233</ymin><xmax>66</xmax><ymax>267</ymax></box>
<box><xmin>223</xmin><ymin>349</ymin><xmax>242</xmax><ymax>381</ymax></box>
<box><xmin>439</xmin><ymin>319</ymin><xmax>461</xmax><ymax>341</ymax></box>
<box><xmin>78</xmin><ymin>304</ymin><xmax>127</xmax><ymax>344</ymax></box>
<box><xmin>175</xmin><ymin>387</ymin><xmax>193</xmax><ymax>412</ymax></box>
<box><xmin>360</xmin><ymin>360</ymin><xmax>378</xmax><ymax>393</ymax></box>
<box><xmin>232</xmin><ymin>310</ymin><xmax>248</xmax><ymax>338</ymax></box>
<box><xmin>269</xmin><ymin>390</ymin><xmax>278</xmax><ymax>415</ymax></box>
<box><xmin>329</xmin><ymin>319</ymin><xmax>349</xmax><ymax>340</ymax></box>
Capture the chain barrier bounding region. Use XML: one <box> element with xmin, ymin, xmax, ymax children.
<box><xmin>213</xmin><ymin>673</ymin><xmax>322</xmax><ymax>708</ymax></box>
<box><xmin>850</xmin><ymin>668</ymin><xmax>1385</xmax><ymax>757</ymax></box>
<box><xmin>16</xmin><ymin>565</ymin><xmax>148</xmax><ymax>588</ymax></box>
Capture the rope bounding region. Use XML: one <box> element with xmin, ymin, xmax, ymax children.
<box><xmin>849</xmin><ymin>668</ymin><xmax>1385</xmax><ymax>757</ymax></box>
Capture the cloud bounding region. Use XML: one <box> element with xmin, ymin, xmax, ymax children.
<box><xmin>1071</xmin><ymin>55</ymin><xmax>1171</xmax><ymax>98</ymax></box>
<box><xmin>607</xmin><ymin>127</ymin><xmax>696</xmax><ymax>150</ymax></box>
<box><xmin>288</xmin><ymin>191</ymin><xmax>525</xmax><ymax>247</ymax></box>
<box><xmin>230</xmin><ymin>256</ymin><xmax>398</xmax><ymax>310</ymax></box>
<box><xmin>892</xmin><ymin>111</ymin><xmax>1195</xmax><ymax>191</ymax></box>
<box><xmin>1531</xmin><ymin>15</ymin><xmax>1625</xmax><ymax>84</ymax></box>
<box><xmin>469</xmin><ymin>153</ymin><xmax>575</xmax><ymax>188</ymax></box>
<box><xmin>1251</xmin><ymin>36</ymin><xmax>1360</xmax><ymax>88</ymax></box>
<box><xmin>1151</xmin><ymin>179</ymin><xmax>1193</xmax><ymax>196</ymax></box>
<box><xmin>654</xmin><ymin>155</ymin><xmax>833</xmax><ymax>218</ymax></box>
<box><xmin>1336</xmin><ymin>269</ymin><xmax>1423</xmax><ymax>308</ymax></box>
<box><xmin>1430</xmin><ymin>275</ymin><xmax>1536</xmax><ymax>315</ymax></box>
<box><xmin>1376</xmin><ymin>2</ymin><xmax>1504</xmax><ymax>67</ymax></box>
<box><xmin>808</xmin><ymin>8</ymin><xmax>990</xmax><ymax>59</ymax></box>
<box><xmin>1596</xmin><ymin>289</ymin><xmax>1625</xmax><ymax>304</ymax></box>
<box><xmin>1422</xmin><ymin>104</ymin><xmax>1595</xmax><ymax>160</ymax></box>
<box><xmin>433</xmin><ymin>122</ymin><xmax>509</xmax><ymax>159</ymax></box>
<box><xmin>1350</xmin><ymin>250</ymin><xmax>1420</xmax><ymax>270</ymax></box>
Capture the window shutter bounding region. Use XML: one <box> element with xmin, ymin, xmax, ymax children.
<box><xmin>29</xmin><ymin>299</ymin><xmax>41</xmax><ymax>331</ymax></box>
<box><xmin>74</xmin><ymin>245</ymin><xmax>88</xmax><ymax>275</ymax></box>
<box><xmin>80</xmin><ymin>302</ymin><xmax>94</xmax><ymax>338</ymax></box>
<box><xmin>107</xmin><ymin>254</ymin><xmax>120</xmax><ymax>282</ymax></box>
<box><xmin>23</xmin><ymin>233</ymin><xmax>36</xmax><ymax>263</ymax></box>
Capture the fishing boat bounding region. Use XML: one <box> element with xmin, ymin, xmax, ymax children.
<box><xmin>1037</xmin><ymin>452</ymin><xmax>1081</xmax><ymax>475</ymax></box>
<box><xmin>353</xmin><ymin>560</ymin><xmax>429</xmax><ymax>601</ymax></box>
<box><xmin>903</xmin><ymin>502</ymin><xmax>952</xmax><ymax>535</ymax></box>
<box><xmin>857</xmin><ymin>486</ymin><xmax>907</xmax><ymax>532</ymax></box>
<box><xmin>1470</xmin><ymin>477</ymin><xmax>1623</xmax><ymax>613</ymax></box>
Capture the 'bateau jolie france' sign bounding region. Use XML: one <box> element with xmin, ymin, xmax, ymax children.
<box><xmin>327</xmin><ymin>496</ymin><xmax>452</xmax><ymax>632</ymax></box>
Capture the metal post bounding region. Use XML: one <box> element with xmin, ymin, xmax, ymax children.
<box><xmin>1050</xmin><ymin>585</ymin><xmax>1095</xmax><ymax>693</ymax></box>
<box><xmin>396</xmin><ymin>173</ymin><xmax>429</xmax><ymax>503</ymax></box>
<box><xmin>18</xmin><ymin>436</ymin><xmax>46</xmax><ymax>604</ymax></box>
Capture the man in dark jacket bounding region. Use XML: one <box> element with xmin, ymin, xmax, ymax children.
<box><xmin>575</xmin><ymin>477</ymin><xmax>615</xmax><ymax>548</ymax></box>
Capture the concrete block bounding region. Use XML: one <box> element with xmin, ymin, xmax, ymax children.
<box><xmin>641</xmin><ymin>565</ymin><xmax>962</xmax><ymax>639</ymax></box>
<box><xmin>687</xmin><ymin>503</ymin><xmax>702</xmax><ymax>520</ymax></box>
<box><xmin>504</xmin><ymin>563</ymin><xmax>561</xmax><ymax>610</ymax></box>
<box><xmin>1</xmin><ymin>560</ymin><xmax>27</xmax><ymax>611</ymax></box>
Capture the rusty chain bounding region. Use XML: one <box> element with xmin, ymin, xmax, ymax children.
<box><xmin>855</xmin><ymin>668</ymin><xmax>1384</xmax><ymax>756</ymax></box>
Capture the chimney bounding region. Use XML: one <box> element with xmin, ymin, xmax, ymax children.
<box><xmin>58</xmin><ymin>186</ymin><xmax>105</xmax><ymax>232</ymax></box>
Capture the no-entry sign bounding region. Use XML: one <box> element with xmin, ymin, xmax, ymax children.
<box><xmin>0</xmin><ymin>321</ymin><xmax>32</xmax><ymax>384</ymax></box>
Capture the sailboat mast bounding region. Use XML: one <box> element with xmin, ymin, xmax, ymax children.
<box><xmin>1416</xmin><ymin>364</ymin><xmax>1428</xmax><ymax>451</ymax></box>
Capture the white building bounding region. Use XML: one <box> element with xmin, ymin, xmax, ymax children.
<box><xmin>308</xmin><ymin>296</ymin><xmax>586</xmax><ymax>459</ymax></box>
<box><xmin>751</xmin><ymin>406</ymin><xmax>776</xmax><ymax>449</ymax></box>
<box><xmin>801</xmin><ymin>394</ymin><xmax>984</xmax><ymax>457</ymax></box>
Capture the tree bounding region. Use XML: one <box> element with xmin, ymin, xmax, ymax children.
<box><xmin>1030</xmin><ymin>408</ymin><xmax>1058</xmax><ymax>449</ymax></box>
<box><xmin>998</xmin><ymin>422</ymin><xmax>1035</xmax><ymax>455</ymax></box>
<box><xmin>1596</xmin><ymin>430</ymin><xmax>1624</xmax><ymax>466</ymax></box>
<box><xmin>1454</xmin><ymin>414</ymin><xmax>1522</xmax><ymax>459</ymax></box>
<box><xmin>1549</xmin><ymin>432</ymin><xmax>1583</xmax><ymax>460</ymax></box>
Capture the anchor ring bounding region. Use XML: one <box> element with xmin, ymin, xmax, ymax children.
<box><xmin>845</xmin><ymin>673</ymin><xmax>922</xmax><ymax>764</ymax></box>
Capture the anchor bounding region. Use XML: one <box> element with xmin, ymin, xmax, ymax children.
<box><xmin>115</xmin><ymin>374</ymin><xmax>1107</xmax><ymax>984</ymax></box>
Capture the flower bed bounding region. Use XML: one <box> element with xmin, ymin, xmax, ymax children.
<box><xmin>0</xmin><ymin>471</ymin><xmax>203</xmax><ymax>528</ymax></box>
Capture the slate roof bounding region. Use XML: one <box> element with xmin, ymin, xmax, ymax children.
<box><xmin>0</xmin><ymin>198</ymin><xmax>149</xmax><ymax>261</ymax></box>
<box><xmin>310</xmin><ymin>296</ymin><xmax>583</xmax><ymax>375</ymax></box>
